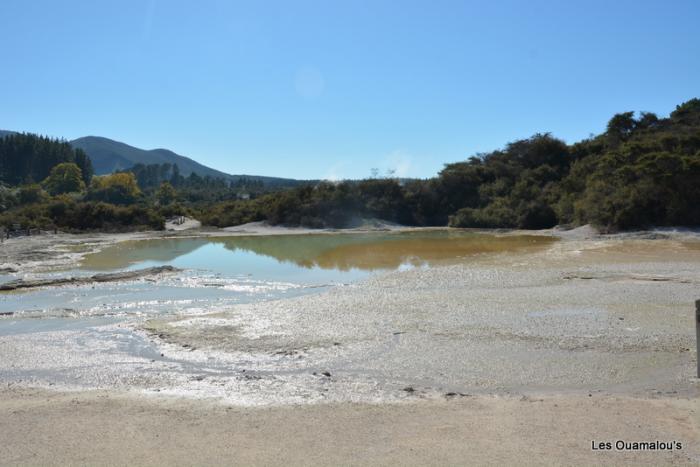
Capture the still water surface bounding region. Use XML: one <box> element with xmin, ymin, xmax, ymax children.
<box><xmin>1</xmin><ymin>231</ymin><xmax>555</xmax><ymax>320</ymax></box>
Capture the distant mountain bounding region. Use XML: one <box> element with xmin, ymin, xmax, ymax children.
<box><xmin>69</xmin><ymin>136</ymin><xmax>298</xmax><ymax>186</ymax></box>
<box><xmin>70</xmin><ymin>136</ymin><xmax>229</xmax><ymax>178</ymax></box>
<box><xmin>0</xmin><ymin>130</ymin><xmax>303</xmax><ymax>186</ymax></box>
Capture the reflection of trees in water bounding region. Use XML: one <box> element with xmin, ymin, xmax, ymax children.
<box><xmin>82</xmin><ymin>238</ymin><xmax>209</xmax><ymax>270</ymax></box>
<box><xmin>215</xmin><ymin>234</ymin><xmax>390</xmax><ymax>271</ymax></box>
<box><xmin>85</xmin><ymin>233</ymin><xmax>555</xmax><ymax>272</ymax></box>
<box><xmin>215</xmin><ymin>233</ymin><xmax>555</xmax><ymax>271</ymax></box>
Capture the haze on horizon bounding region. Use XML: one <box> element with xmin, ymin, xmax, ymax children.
<box><xmin>1</xmin><ymin>0</ymin><xmax>699</xmax><ymax>180</ymax></box>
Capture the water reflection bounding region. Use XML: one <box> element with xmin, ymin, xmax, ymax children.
<box><xmin>81</xmin><ymin>231</ymin><xmax>556</xmax><ymax>273</ymax></box>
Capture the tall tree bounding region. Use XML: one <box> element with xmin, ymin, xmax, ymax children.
<box><xmin>43</xmin><ymin>162</ymin><xmax>86</xmax><ymax>195</ymax></box>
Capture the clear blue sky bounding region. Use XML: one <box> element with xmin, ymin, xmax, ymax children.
<box><xmin>1</xmin><ymin>0</ymin><xmax>699</xmax><ymax>180</ymax></box>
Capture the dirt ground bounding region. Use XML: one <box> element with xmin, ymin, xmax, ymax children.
<box><xmin>0</xmin><ymin>388</ymin><xmax>698</xmax><ymax>466</ymax></box>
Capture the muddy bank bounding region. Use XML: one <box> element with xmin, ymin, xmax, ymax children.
<box><xmin>0</xmin><ymin>231</ymin><xmax>158</xmax><ymax>274</ymax></box>
<box><xmin>0</xmin><ymin>387</ymin><xmax>697</xmax><ymax>466</ymax></box>
<box><xmin>0</xmin><ymin>265</ymin><xmax>179</xmax><ymax>292</ymax></box>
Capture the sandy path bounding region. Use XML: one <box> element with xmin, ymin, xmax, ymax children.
<box><xmin>0</xmin><ymin>388</ymin><xmax>698</xmax><ymax>466</ymax></box>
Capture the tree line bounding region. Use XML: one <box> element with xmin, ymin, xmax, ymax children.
<box><xmin>1</xmin><ymin>98</ymin><xmax>699</xmax><ymax>232</ymax></box>
<box><xmin>0</xmin><ymin>133</ymin><xmax>93</xmax><ymax>186</ymax></box>
<box><xmin>200</xmin><ymin>98</ymin><xmax>700</xmax><ymax>231</ymax></box>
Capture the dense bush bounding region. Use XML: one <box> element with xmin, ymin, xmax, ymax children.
<box><xmin>0</xmin><ymin>184</ymin><xmax>17</xmax><ymax>212</ymax></box>
<box><xmin>87</xmin><ymin>172</ymin><xmax>142</xmax><ymax>205</ymax></box>
<box><xmin>0</xmin><ymin>198</ymin><xmax>164</xmax><ymax>231</ymax></box>
<box><xmin>212</xmin><ymin>100</ymin><xmax>699</xmax><ymax>232</ymax></box>
<box><xmin>572</xmin><ymin>152</ymin><xmax>700</xmax><ymax>230</ymax></box>
<box><xmin>200</xmin><ymin>180</ymin><xmax>414</xmax><ymax>229</ymax></box>
<box><xmin>43</xmin><ymin>162</ymin><xmax>86</xmax><ymax>195</ymax></box>
<box><xmin>18</xmin><ymin>184</ymin><xmax>49</xmax><ymax>205</ymax></box>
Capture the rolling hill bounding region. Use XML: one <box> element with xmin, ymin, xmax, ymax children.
<box><xmin>70</xmin><ymin>136</ymin><xmax>234</xmax><ymax>178</ymax></box>
<box><xmin>70</xmin><ymin>136</ymin><xmax>300</xmax><ymax>186</ymax></box>
<box><xmin>0</xmin><ymin>130</ymin><xmax>302</xmax><ymax>187</ymax></box>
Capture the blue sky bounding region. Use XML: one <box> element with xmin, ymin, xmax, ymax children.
<box><xmin>1</xmin><ymin>0</ymin><xmax>699</xmax><ymax>180</ymax></box>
